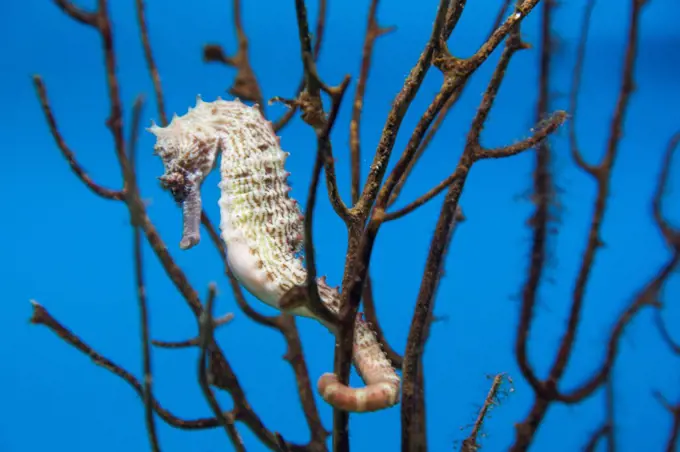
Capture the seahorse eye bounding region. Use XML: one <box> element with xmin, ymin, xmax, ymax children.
<box><xmin>159</xmin><ymin>171</ymin><xmax>189</xmax><ymax>204</ymax></box>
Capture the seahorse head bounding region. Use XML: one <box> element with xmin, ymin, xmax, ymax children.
<box><xmin>147</xmin><ymin>97</ymin><xmax>221</xmax><ymax>250</ymax></box>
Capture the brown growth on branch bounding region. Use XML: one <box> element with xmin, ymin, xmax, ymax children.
<box><xmin>28</xmin><ymin>0</ymin><xmax>677</xmax><ymax>451</ymax></box>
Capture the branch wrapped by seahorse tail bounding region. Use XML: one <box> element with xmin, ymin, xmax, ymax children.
<box><xmin>147</xmin><ymin>96</ymin><xmax>401</xmax><ymax>413</ymax></box>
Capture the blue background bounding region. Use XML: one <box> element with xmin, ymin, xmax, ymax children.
<box><xmin>3</xmin><ymin>0</ymin><xmax>680</xmax><ymax>450</ymax></box>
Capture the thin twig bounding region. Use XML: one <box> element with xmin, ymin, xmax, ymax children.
<box><xmin>655</xmin><ymin>392</ymin><xmax>680</xmax><ymax>452</ymax></box>
<box><xmin>568</xmin><ymin>0</ymin><xmax>599</xmax><ymax>175</ymax></box>
<box><xmin>29</xmin><ymin>301</ymin><xmax>222</xmax><ymax>430</ymax></box>
<box><xmin>549</xmin><ymin>0</ymin><xmax>645</xmax><ymax>386</ymax></box>
<box><xmin>461</xmin><ymin>374</ymin><xmax>511</xmax><ymax>451</ymax></box>
<box><xmin>152</xmin><ymin>313</ymin><xmax>235</xmax><ymax>348</ymax></box>
<box><xmin>32</xmin><ymin>76</ymin><xmax>124</xmax><ymax>200</ymax></box>
<box><xmin>273</xmin><ymin>0</ymin><xmax>328</xmax><ymax>132</ymax></box>
<box><xmin>197</xmin><ymin>284</ymin><xmax>246</xmax><ymax>451</ymax></box>
<box><xmin>387</xmin><ymin>0</ymin><xmax>514</xmax><ymax>208</ymax></box>
<box><xmin>652</xmin><ymin>132</ymin><xmax>680</xmax><ymax>246</ymax></box>
<box><xmin>203</xmin><ymin>0</ymin><xmax>264</xmax><ymax>109</ymax></box>
<box><xmin>124</xmin><ymin>95</ymin><xmax>161</xmax><ymax>452</ymax></box>
<box><xmin>135</xmin><ymin>0</ymin><xmax>167</xmax><ymax>126</ymax></box>
<box><xmin>384</xmin><ymin>170</ymin><xmax>461</xmax><ymax>222</ymax></box>
<box><xmin>351</xmin><ymin>0</ymin><xmax>452</xmax><ymax>217</ymax></box>
<box><xmin>349</xmin><ymin>0</ymin><xmax>395</xmax><ymax>204</ymax></box>
<box><xmin>514</xmin><ymin>0</ymin><xmax>560</xmax><ymax>405</ymax></box>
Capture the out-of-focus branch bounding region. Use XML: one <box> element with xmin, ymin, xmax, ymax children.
<box><xmin>656</xmin><ymin>309</ymin><xmax>680</xmax><ymax>356</ymax></box>
<box><xmin>123</xmin><ymin>95</ymin><xmax>161</xmax><ymax>452</ymax></box>
<box><xmin>152</xmin><ymin>313</ymin><xmax>234</xmax><ymax>348</ymax></box>
<box><xmin>135</xmin><ymin>0</ymin><xmax>166</xmax><ymax>126</ymax></box>
<box><xmin>197</xmin><ymin>284</ymin><xmax>245</xmax><ymax>451</ymax></box>
<box><xmin>29</xmin><ymin>301</ymin><xmax>222</xmax><ymax>430</ymax></box>
<box><xmin>549</xmin><ymin>128</ymin><xmax>680</xmax><ymax>405</ymax></box>
<box><xmin>53</xmin><ymin>0</ymin><xmax>96</xmax><ymax>25</ymax></box>
<box><xmin>550</xmin><ymin>268</ymin><xmax>668</xmax><ymax>404</ymax></box>
<box><xmin>655</xmin><ymin>392</ymin><xmax>680</xmax><ymax>452</ymax></box>
<box><xmin>511</xmin><ymin>2</ymin><xmax>652</xmax><ymax>448</ymax></box>
<box><xmin>652</xmin><ymin>132</ymin><xmax>680</xmax><ymax>246</ymax></box>
<box><xmin>349</xmin><ymin>0</ymin><xmax>395</xmax><ymax>204</ymax></box>
<box><xmin>549</xmin><ymin>0</ymin><xmax>645</xmax><ymax>387</ymax></box>
<box><xmin>568</xmin><ymin>0</ymin><xmax>598</xmax><ymax>175</ymax></box>
<box><xmin>515</xmin><ymin>0</ymin><xmax>560</xmax><ymax>400</ymax></box>
<box><xmin>32</xmin><ymin>76</ymin><xmax>124</xmax><ymax>201</ymax></box>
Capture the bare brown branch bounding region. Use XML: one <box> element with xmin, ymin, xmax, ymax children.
<box><xmin>198</xmin><ymin>284</ymin><xmax>246</xmax><ymax>451</ymax></box>
<box><xmin>384</xmin><ymin>170</ymin><xmax>461</xmax><ymax>222</ymax></box>
<box><xmin>349</xmin><ymin>0</ymin><xmax>395</xmax><ymax>204</ymax></box>
<box><xmin>549</xmin><ymin>0</ymin><xmax>645</xmax><ymax>386</ymax></box>
<box><xmin>351</xmin><ymin>0</ymin><xmax>451</xmax><ymax>217</ymax></box>
<box><xmin>273</xmin><ymin>0</ymin><xmax>327</xmax><ymax>132</ymax></box>
<box><xmin>152</xmin><ymin>313</ymin><xmax>235</xmax><ymax>349</ymax></box>
<box><xmin>124</xmin><ymin>94</ymin><xmax>161</xmax><ymax>452</ymax></box>
<box><xmin>655</xmin><ymin>392</ymin><xmax>680</xmax><ymax>452</ymax></box>
<box><xmin>386</xmin><ymin>89</ymin><xmax>462</xmax><ymax>209</ymax></box>
<box><xmin>29</xmin><ymin>301</ymin><xmax>222</xmax><ymax>430</ymax></box>
<box><xmin>512</xmin><ymin>3</ymin><xmax>670</xmax><ymax>447</ymax></box>
<box><xmin>53</xmin><ymin>0</ymin><xmax>97</xmax><ymax>26</ymax></box>
<box><xmin>32</xmin><ymin>76</ymin><xmax>124</xmax><ymax>200</ymax></box>
<box><xmin>135</xmin><ymin>0</ymin><xmax>167</xmax><ymax>126</ymax></box>
<box><xmin>203</xmin><ymin>0</ymin><xmax>264</xmax><ymax>109</ymax></box>
<box><xmin>515</xmin><ymin>0</ymin><xmax>559</xmax><ymax>399</ymax></box>
<box><xmin>461</xmin><ymin>374</ymin><xmax>513</xmax><ymax>451</ymax></box>
<box><xmin>387</xmin><ymin>0</ymin><xmax>518</xmax><ymax>209</ymax></box>
<box><xmin>568</xmin><ymin>0</ymin><xmax>599</xmax><ymax>175</ymax></box>
<box><xmin>652</xmin><ymin>132</ymin><xmax>680</xmax><ymax>246</ymax></box>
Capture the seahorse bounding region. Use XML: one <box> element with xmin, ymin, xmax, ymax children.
<box><xmin>147</xmin><ymin>96</ymin><xmax>400</xmax><ymax>413</ymax></box>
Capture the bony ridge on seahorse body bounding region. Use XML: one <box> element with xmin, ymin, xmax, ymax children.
<box><xmin>147</xmin><ymin>95</ymin><xmax>400</xmax><ymax>413</ymax></box>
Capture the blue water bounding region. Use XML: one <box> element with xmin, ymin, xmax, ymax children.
<box><xmin>3</xmin><ymin>0</ymin><xmax>679</xmax><ymax>450</ymax></box>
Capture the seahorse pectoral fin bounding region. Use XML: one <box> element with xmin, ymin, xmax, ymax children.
<box><xmin>179</xmin><ymin>185</ymin><xmax>202</xmax><ymax>250</ymax></box>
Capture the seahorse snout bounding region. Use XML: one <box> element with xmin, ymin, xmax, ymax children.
<box><xmin>179</xmin><ymin>184</ymin><xmax>203</xmax><ymax>250</ymax></box>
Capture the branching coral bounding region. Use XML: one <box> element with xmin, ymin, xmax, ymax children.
<box><xmin>26</xmin><ymin>0</ymin><xmax>678</xmax><ymax>451</ymax></box>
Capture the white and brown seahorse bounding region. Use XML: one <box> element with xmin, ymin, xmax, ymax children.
<box><xmin>147</xmin><ymin>96</ymin><xmax>400</xmax><ymax>413</ymax></box>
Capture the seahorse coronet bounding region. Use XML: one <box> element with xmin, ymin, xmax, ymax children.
<box><xmin>147</xmin><ymin>96</ymin><xmax>400</xmax><ymax>413</ymax></box>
